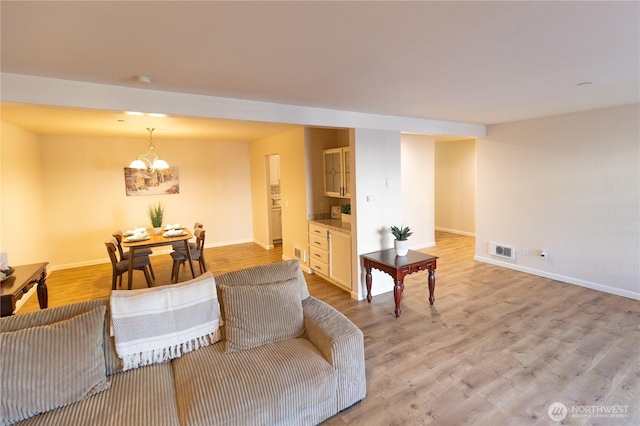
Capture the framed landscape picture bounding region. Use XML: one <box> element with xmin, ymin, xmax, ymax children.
<box><xmin>124</xmin><ymin>167</ymin><xmax>180</xmax><ymax>196</ymax></box>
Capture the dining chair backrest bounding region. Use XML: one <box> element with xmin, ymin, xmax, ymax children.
<box><xmin>104</xmin><ymin>236</ymin><xmax>153</xmax><ymax>290</ymax></box>
<box><xmin>112</xmin><ymin>231</ymin><xmax>126</xmax><ymax>260</ymax></box>
<box><xmin>169</xmin><ymin>227</ymin><xmax>207</xmax><ymax>283</ymax></box>
<box><xmin>172</xmin><ymin>222</ymin><xmax>203</xmax><ymax>252</ymax></box>
<box><xmin>194</xmin><ymin>228</ymin><xmax>206</xmax><ymax>253</ymax></box>
<box><xmin>104</xmin><ymin>237</ymin><xmax>120</xmax><ymax>268</ymax></box>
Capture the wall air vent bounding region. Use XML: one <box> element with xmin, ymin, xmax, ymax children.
<box><xmin>294</xmin><ymin>247</ymin><xmax>307</xmax><ymax>263</ymax></box>
<box><xmin>489</xmin><ymin>243</ymin><xmax>516</xmax><ymax>260</ymax></box>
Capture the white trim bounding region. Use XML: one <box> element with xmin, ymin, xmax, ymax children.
<box><xmin>474</xmin><ymin>255</ymin><xmax>640</xmax><ymax>301</ymax></box>
<box><xmin>50</xmin><ymin>258</ymin><xmax>110</xmax><ymax>272</ymax></box>
<box><xmin>50</xmin><ymin>238</ymin><xmax>254</xmax><ymax>271</ymax></box>
<box><xmin>411</xmin><ymin>241</ymin><xmax>437</xmax><ymax>250</ymax></box>
<box><xmin>435</xmin><ymin>227</ymin><xmax>476</xmax><ymax>237</ymax></box>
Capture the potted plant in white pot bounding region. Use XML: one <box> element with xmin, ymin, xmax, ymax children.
<box><xmin>390</xmin><ymin>224</ymin><xmax>412</xmax><ymax>256</ymax></box>
<box><xmin>148</xmin><ymin>202</ymin><xmax>164</xmax><ymax>234</ymax></box>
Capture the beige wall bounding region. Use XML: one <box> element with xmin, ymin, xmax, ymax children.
<box><xmin>434</xmin><ymin>138</ymin><xmax>476</xmax><ymax>235</ymax></box>
<box><xmin>1</xmin><ymin>123</ymin><xmax>255</xmax><ymax>270</ymax></box>
<box><xmin>477</xmin><ymin>104</ymin><xmax>639</xmax><ymax>299</ymax></box>
<box><xmin>401</xmin><ymin>133</ymin><xmax>436</xmax><ymax>249</ymax></box>
<box><xmin>250</xmin><ymin>128</ymin><xmax>309</xmax><ymax>266</ymax></box>
<box><xmin>0</xmin><ymin>122</ymin><xmax>48</xmax><ymax>265</ymax></box>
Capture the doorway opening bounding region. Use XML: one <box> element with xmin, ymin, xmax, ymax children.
<box><xmin>267</xmin><ymin>154</ymin><xmax>282</xmax><ymax>246</ymax></box>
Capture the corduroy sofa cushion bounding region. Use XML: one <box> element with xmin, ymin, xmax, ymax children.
<box><xmin>172</xmin><ymin>338</ymin><xmax>336</xmax><ymax>425</ymax></box>
<box><xmin>0</xmin><ymin>307</ymin><xmax>110</xmax><ymax>426</ymax></box>
<box><xmin>13</xmin><ymin>363</ymin><xmax>179</xmax><ymax>426</ymax></box>
<box><xmin>0</xmin><ymin>298</ymin><xmax>121</xmax><ymax>376</ymax></box>
<box><xmin>214</xmin><ymin>259</ymin><xmax>310</xmax><ymax>301</ymax></box>
<box><xmin>218</xmin><ymin>277</ymin><xmax>304</xmax><ymax>353</ymax></box>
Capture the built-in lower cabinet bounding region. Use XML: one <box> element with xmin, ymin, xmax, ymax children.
<box><xmin>309</xmin><ymin>223</ymin><xmax>330</xmax><ymax>276</ymax></box>
<box><xmin>308</xmin><ymin>222</ymin><xmax>351</xmax><ymax>291</ymax></box>
<box><xmin>329</xmin><ymin>230</ymin><xmax>351</xmax><ymax>289</ymax></box>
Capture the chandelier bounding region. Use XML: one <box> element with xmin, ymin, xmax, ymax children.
<box><xmin>129</xmin><ymin>128</ymin><xmax>170</xmax><ymax>171</ymax></box>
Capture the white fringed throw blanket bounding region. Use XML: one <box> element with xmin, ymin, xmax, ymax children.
<box><xmin>110</xmin><ymin>273</ymin><xmax>221</xmax><ymax>371</ymax></box>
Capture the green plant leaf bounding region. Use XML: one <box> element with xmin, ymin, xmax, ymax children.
<box><xmin>147</xmin><ymin>202</ymin><xmax>164</xmax><ymax>228</ymax></box>
<box><xmin>390</xmin><ymin>224</ymin><xmax>412</xmax><ymax>241</ymax></box>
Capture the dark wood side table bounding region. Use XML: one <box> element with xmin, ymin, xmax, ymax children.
<box><xmin>0</xmin><ymin>262</ymin><xmax>49</xmax><ymax>317</ymax></box>
<box><xmin>362</xmin><ymin>249</ymin><xmax>438</xmax><ymax>318</ymax></box>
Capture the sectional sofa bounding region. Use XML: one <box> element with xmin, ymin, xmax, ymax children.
<box><xmin>0</xmin><ymin>260</ymin><xmax>366</xmax><ymax>425</ymax></box>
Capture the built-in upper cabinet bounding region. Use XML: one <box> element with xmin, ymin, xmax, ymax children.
<box><xmin>323</xmin><ymin>148</ymin><xmax>350</xmax><ymax>198</ymax></box>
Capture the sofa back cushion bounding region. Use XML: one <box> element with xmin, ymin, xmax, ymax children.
<box><xmin>0</xmin><ymin>306</ymin><xmax>111</xmax><ymax>425</ymax></box>
<box><xmin>214</xmin><ymin>259</ymin><xmax>309</xmax><ymax>301</ymax></box>
<box><xmin>0</xmin><ymin>298</ymin><xmax>122</xmax><ymax>376</ymax></box>
<box><xmin>214</xmin><ymin>260</ymin><xmax>308</xmax><ymax>353</ymax></box>
<box><xmin>217</xmin><ymin>277</ymin><xmax>304</xmax><ymax>353</ymax></box>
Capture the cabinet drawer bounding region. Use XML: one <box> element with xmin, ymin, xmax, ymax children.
<box><xmin>309</xmin><ymin>223</ymin><xmax>328</xmax><ymax>237</ymax></box>
<box><xmin>310</xmin><ymin>247</ymin><xmax>329</xmax><ymax>264</ymax></box>
<box><xmin>310</xmin><ymin>259</ymin><xmax>329</xmax><ymax>275</ymax></box>
<box><xmin>309</xmin><ymin>234</ymin><xmax>329</xmax><ymax>251</ymax></box>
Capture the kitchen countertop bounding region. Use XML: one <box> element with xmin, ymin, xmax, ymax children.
<box><xmin>309</xmin><ymin>218</ymin><xmax>351</xmax><ymax>234</ymax></box>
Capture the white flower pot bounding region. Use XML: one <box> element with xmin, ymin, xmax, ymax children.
<box><xmin>394</xmin><ymin>239</ymin><xmax>408</xmax><ymax>256</ymax></box>
<box><xmin>153</xmin><ymin>227</ymin><xmax>163</xmax><ymax>235</ymax></box>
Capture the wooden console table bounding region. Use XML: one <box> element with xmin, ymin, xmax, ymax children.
<box><xmin>362</xmin><ymin>249</ymin><xmax>438</xmax><ymax>318</ymax></box>
<box><xmin>0</xmin><ymin>262</ymin><xmax>49</xmax><ymax>317</ymax></box>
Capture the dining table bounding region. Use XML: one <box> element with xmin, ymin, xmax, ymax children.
<box><xmin>121</xmin><ymin>228</ymin><xmax>196</xmax><ymax>289</ymax></box>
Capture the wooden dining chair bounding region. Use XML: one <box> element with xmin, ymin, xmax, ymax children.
<box><xmin>170</xmin><ymin>228</ymin><xmax>207</xmax><ymax>283</ymax></box>
<box><xmin>105</xmin><ymin>237</ymin><xmax>153</xmax><ymax>290</ymax></box>
<box><xmin>171</xmin><ymin>222</ymin><xmax>203</xmax><ymax>252</ymax></box>
<box><xmin>112</xmin><ymin>230</ymin><xmax>155</xmax><ymax>280</ymax></box>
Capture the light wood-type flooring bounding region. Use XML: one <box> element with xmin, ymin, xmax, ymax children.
<box><xmin>17</xmin><ymin>232</ymin><xmax>640</xmax><ymax>425</ymax></box>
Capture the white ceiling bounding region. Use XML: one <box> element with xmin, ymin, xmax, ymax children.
<box><xmin>1</xmin><ymin>1</ymin><xmax>638</xmax><ymax>140</ymax></box>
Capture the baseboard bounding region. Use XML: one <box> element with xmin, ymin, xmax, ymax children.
<box><xmin>350</xmin><ymin>289</ymin><xmax>361</xmax><ymax>301</ymax></box>
<box><xmin>411</xmin><ymin>241</ymin><xmax>436</xmax><ymax>250</ymax></box>
<box><xmin>474</xmin><ymin>255</ymin><xmax>640</xmax><ymax>301</ymax></box>
<box><xmin>50</xmin><ymin>258</ymin><xmax>109</xmax><ymax>272</ymax></box>
<box><xmin>205</xmin><ymin>238</ymin><xmax>253</xmax><ymax>248</ymax></box>
<box><xmin>51</xmin><ymin>238</ymin><xmax>255</xmax><ymax>272</ymax></box>
<box><xmin>435</xmin><ymin>227</ymin><xmax>475</xmax><ymax>237</ymax></box>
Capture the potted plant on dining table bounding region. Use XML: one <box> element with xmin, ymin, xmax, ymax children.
<box><xmin>148</xmin><ymin>202</ymin><xmax>164</xmax><ymax>234</ymax></box>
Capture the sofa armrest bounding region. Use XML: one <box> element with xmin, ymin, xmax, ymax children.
<box><xmin>302</xmin><ymin>296</ymin><xmax>366</xmax><ymax>411</ymax></box>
